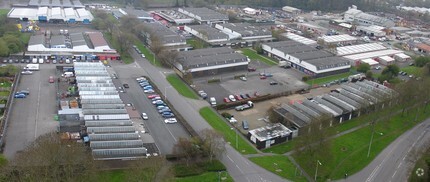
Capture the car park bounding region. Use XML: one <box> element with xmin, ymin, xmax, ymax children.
<box><xmin>141</xmin><ymin>113</ymin><xmax>148</xmax><ymax>120</ymax></box>
<box><xmin>228</xmin><ymin>95</ymin><xmax>236</xmax><ymax>102</ymax></box>
<box><xmin>164</xmin><ymin>118</ymin><xmax>177</xmax><ymax>124</ymax></box>
<box><xmin>123</xmin><ymin>84</ymin><xmax>129</xmax><ymax>88</ymax></box>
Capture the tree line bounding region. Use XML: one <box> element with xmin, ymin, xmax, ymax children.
<box><xmin>0</xmin><ymin>15</ymin><xmax>26</xmax><ymax>57</ymax></box>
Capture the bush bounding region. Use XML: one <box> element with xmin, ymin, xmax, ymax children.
<box><xmin>202</xmin><ymin>160</ymin><xmax>226</xmax><ymax>172</ymax></box>
<box><xmin>221</xmin><ymin>112</ymin><xmax>232</xmax><ymax>119</ymax></box>
<box><xmin>208</xmin><ymin>79</ymin><xmax>220</xmax><ymax>83</ymax></box>
<box><xmin>302</xmin><ymin>76</ymin><xmax>311</xmax><ymax>81</ymax></box>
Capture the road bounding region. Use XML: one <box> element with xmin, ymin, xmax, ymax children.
<box><xmin>108</xmin><ymin>61</ymin><xmax>190</xmax><ymax>155</ymax></box>
<box><xmin>340</xmin><ymin>118</ymin><xmax>430</xmax><ymax>182</ymax></box>
<box><xmin>129</xmin><ymin>52</ymin><xmax>286</xmax><ymax>182</ymax></box>
<box><xmin>3</xmin><ymin>65</ymin><xmax>58</xmax><ymax>159</ymax></box>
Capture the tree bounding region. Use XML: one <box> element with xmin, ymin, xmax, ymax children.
<box><xmin>173</xmin><ymin>137</ymin><xmax>202</xmax><ymax>166</ymax></box>
<box><xmin>365</xmin><ymin>70</ymin><xmax>373</xmax><ymax>79</ymax></box>
<box><xmin>0</xmin><ymin>132</ymin><xmax>97</xmax><ymax>181</ymax></box>
<box><xmin>199</xmin><ymin>129</ymin><xmax>225</xmax><ymax>162</ymax></box>
<box><xmin>379</xmin><ymin>64</ymin><xmax>400</xmax><ymax>82</ymax></box>
<box><xmin>414</xmin><ymin>56</ymin><xmax>430</xmax><ymax>67</ymax></box>
<box><xmin>357</xmin><ymin>63</ymin><xmax>371</xmax><ymax>73</ymax></box>
<box><xmin>253</xmin><ymin>41</ymin><xmax>263</xmax><ymax>54</ymax></box>
<box><xmin>0</xmin><ymin>39</ymin><xmax>9</xmax><ymax>57</ymax></box>
<box><xmin>157</xmin><ymin>49</ymin><xmax>178</xmax><ymax>67</ymax></box>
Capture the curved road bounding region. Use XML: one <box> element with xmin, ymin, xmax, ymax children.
<box><xmin>129</xmin><ymin>53</ymin><xmax>286</xmax><ymax>182</ymax></box>
<box><xmin>340</xmin><ymin>118</ymin><xmax>430</xmax><ymax>182</ymax></box>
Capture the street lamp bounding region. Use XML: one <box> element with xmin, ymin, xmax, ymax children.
<box><xmin>230</xmin><ymin>127</ymin><xmax>238</xmax><ymax>149</ymax></box>
<box><xmin>367</xmin><ymin>121</ymin><xmax>383</xmax><ymax>158</ymax></box>
<box><xmin>315</xmin><ymin>160</ymin><xmax>322</xmax><ymax>181</ymax></box>
<box><xmin>217</xmin><ymin>171</ymin><xmax>227</xmax><ymax>182</ymax></box>
<box><xmin>164</xmin><ymin>86</ymin><xmax>173</xmax><ymax>100</ymax></box>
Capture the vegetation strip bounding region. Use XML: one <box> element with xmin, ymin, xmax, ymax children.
<box><xmin>166</xmin><ymin>74</ymin><xmax>199</xmax><ymax>99</ymax></box>
<box><xmin>240</xmin><ymin>48</ymin><xmax>278</xmax><ymax>66</ymax></box>
<box><xmin>249</xmin><ymin>155</ymin><xmax>308</xmax><ymax>182</ymax></box>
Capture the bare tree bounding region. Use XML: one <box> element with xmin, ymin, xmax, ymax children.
<box><xmin>157</xmin><ymin>49</ymin><xmax>178</xmax><ymax>67</ymax></box>
<box><xmin>173</xmin><ymin>137</ymin><xmax>202</xmax><ymax>166</ymax></box>
<box><xmin>199</xmin><ymin>129</ymin><xmax>225</xmax><ymax>162</ymax></box>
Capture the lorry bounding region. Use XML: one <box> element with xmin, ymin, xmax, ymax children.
<box><xmin>235</xmin><ymin>101</ymin><xmax>254</xmax><ymax>111</ymax></box>
<box><xmin>25</xmin><ymin>64</ymin><xmax>39</xmax><ymax>71</ymax></box>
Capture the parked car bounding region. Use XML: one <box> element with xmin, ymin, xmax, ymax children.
<box><xmin>147</xmin><ymin>94</ymin><xmax>160</xmax><ymax>99</ymax></box>
<box><xmin>235</xmin><ymin>95</ymin><xmax>242</xmax><ymax>101</ymax></box>
<box><xmin>161</xmin><ymin>112</ymin><xmax>175</xmax><ymax>118</ymax></box>
<box><xmin>223</xmin><ymin>97</ymin><xmax>230</xmax><ymax>103</ymax></box>
<box><xmin>375</xmin><ymin>66</ymin><xmax>381</xmax><ymax>70</ymax></box>
<box><xmin>141</xmin><ymin>113</ymin><xmax>148</xmax><ymax>120</ymax></box>
<box><xmin>156</xmin><ymin>105</ymin><xmax>167</xmax><ymax>110</ymax></box>
<box><xmin>260</xmin><ymin>75</ymin><xmax>267</xmax><ymax>79</ymax></box>
<box><xmin>198</xmin><ymin>90</ymin><xmax>207</xmax><ymax>99</ymax></box>
<box><xmin>270</xmin><ymin>81</ymin><xmax>278</xmax><ymax>85</ymax></box>
<box><xmin>21</xmin><ymin>70</ymin><xmax>33</xmax><ymax>75</ymax></box>
<box><xmin>14</xmin><ymin>93</ymin><xmax>26</xmax><ymax>98</ymax></box>
<box><xmin>246</xmin><ymin>93</ymin><xmax>252</xmax><ymax>98</ymax></box>
<box><xmin>228</xmin><ymin>95</ymin><xmax>236</xmax><ymax>102</ymax></box>
<box><xmin>151</xmin><ymin>97</ymin><xmax>162</xmax><ymax>101</ymax></box>
<box><xmin>240</xmin><ymin>94</ymin><xmax>248</xmax><ymax>99</ymax></box>
<box><xmin>49</xmin><ymin>76</ymin><xmax>54</xmax><ymax>83</ymax></box>
<box><xmin>158</xmin><ymin>107</ymin><xmax>172</xmax><ymax>113</ymax></box>
<box><xmin>153</xmin><ymin>100</ymin><xmax>164</xmax><ymax>105</ymax></box>
<box><xmin>240</xmin><ymin>77</ymin><xmax>247</xmax><ymax>81</ymax></box>
<box><xmin>164</xmin><ymin>118</ymin><xmax>177</xmax><ymax>124</ymax></box>
<box><xmin>52</xmin><ymin>60</ymin><xmax>57</xmax><ymax>64</ymax></box>
<box><xmin>248</xmin><ymin>67</ymin><xmax>256</xmax><ymax>72</ymax></box>
<box><xmin>123</xmin><ymin>84</ymin><xmax>129</xmax><ymax>88</ymax></box>
<box><xmin>143</xmin><ymin>89</ymin><xmax>154</xmax><ymax>93</ymax></box>
<box><xmin>141</xmin><ymin>54</ymin><xmax>145</xmax><ymax>58</ymax></box>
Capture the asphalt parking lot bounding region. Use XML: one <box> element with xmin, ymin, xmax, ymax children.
<box><xmin>109</xmin><ymin>60</ymin><xmax>191</xmax><ymax>155</ymax></box>
<box><xmin>194</xmin><ymin>64</ymin><xmax>309</xmax><ymax>105</ymax></box>
<box><xmin>3</xmin><ymin>64</ymin><xmax>59</xmax><ymax>159</ymax></box>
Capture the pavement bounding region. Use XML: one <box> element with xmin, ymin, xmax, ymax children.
<box><xmin>338</xmin><ymin>118</ymin><xmax>430</xmax><ymax>182</ymax></box>
<box><xmin>130</xmin><ymin>52</ymin><xmax>287</xmax><ymax>182</ymax></box>
<box><xmin>3</xmin><ymin>64</ymin><xmax>59</xmax><ymax>159</ymax></box>
<box><xmin>107</xmin><ymin>61</ymin><xmax>190</xmax><ymax>155</ymax></box>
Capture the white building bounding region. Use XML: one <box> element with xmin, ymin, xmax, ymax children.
<box><xmin>8</xmin><ymin>7</ymin><xmax>93</xmax><ymax>23</ymax></box>
<box><xmin>336</xmin><ymin>43</ymin><xmax>387</xmax><ymax>56</ymax></box>
<box><xmin>356</xmin><ymin>25</ymin><xmax>386</xmax><ymax>37</ymax></box>
<box><xmin>184</xmin><ymin>25</ymin><xmax>228</xmax><ymax>43</ymax></box>
<box><xmin>243</xmin><ymin>7</ymin><xmax>260</xmax><ymax>15</ymax></box>
<box><xmin>318</xmin><ymin>34</ymin><xmax>358</xmax><ymax>46</ymax></box>
<box><xmin>215</xmin><ymin>23</ymin><xmax>272</xmax><ymax>40</ymax></box>
<box><xmin>344</xmin><ymin>5</ymin><xmax>394</xmax><ymax>28</ymax></box>
<box><xmin>282</xmin><ymin>6</ymin><xmax>301</xmax><ymax>14</ymax></box>
<box><xmin>378</xmin><ymin>56</ymin><xmax>395</xmax><ymax>65</ymax></box>
<box><xmin>281</xmin><ymin>32</ymin><xmax>317</xmax><ymax>45</ymax></box>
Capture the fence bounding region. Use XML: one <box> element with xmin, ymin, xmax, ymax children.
<box><xmin>0</xmin><ymin>72</ymin><xmax>21</xmax><ymax>151</ymax></box>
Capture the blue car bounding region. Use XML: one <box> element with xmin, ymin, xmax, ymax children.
<box><xmin>158</xmin><ymin>108</ymin><xmax>172</xmax><ymax>113</ymax></box>
<box><xmin>161</xmin><ymin>112</ymin><xmax>175</xmax><ymax>118</ymax></box>
<box><xmin>14</xmin><ymin>94</ymin><xmax>26</xmax><ymax>98</ymax></box>
<box><xmin>153</xmin><ymin>100</ymin><xmax>164</xmax><ymax>105</ymax></box>
<box><xmin>143</xmin><ymin>86</ymin><xmax>153</xmax><ymax>90</ymax></box>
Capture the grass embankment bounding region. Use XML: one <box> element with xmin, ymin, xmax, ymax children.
<box><xmin>19</xmin><ymin>33</ymin><xmax>31</xmax><ymax>45</ymax></box>
<box><xmin>176</xmin><ymin>172</ymin><xmax>233</xmax><ymax>182</ymax></box>
<box><xmin>409</xmin><ymin>148</ymin><xmax>430</xmax><ymax>182</ymax></box>
<box><xmin>134</xmin><ymin>40</ymin><xmax>162</xmax><ymax>67</ymax></box>
<box><xmin>240</xmin><ymin>48</ymin><xmax>278</xmax><ymax>66</ymax></box>
<box><xmin>294</xmin><ymin>106</ymin><xmax>430</xmax><ymax>181</ymax></box>
<box><xmin>103</xmin><ymin>32</ymin><xmax>133</xmax><ymax>64</ymax></box>
<box><xmin>250</xmin><ymin>155</ymin><xmax>308</xmax><ymax>182</ymax></box>
<box><xmin>199</xmin><ymin>107</ymin><xmax>258</xmax><ymax>154</ymax></box>
<box><xmin>166</xmin><ymin>74</ymin><xmax>198</xmax><ymax>99</ymax></box>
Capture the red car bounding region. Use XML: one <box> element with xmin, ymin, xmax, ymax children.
<box><xmin>260</xmin><ymin>75</ymin><xmax>267</xmax><ymax>79</ymax></box>
<box><xmin>234</xmin><ymin>95</ymin><xmax>242</xmax><ymax>101</ymax></box>
<box><xmin>248</xmin><ymin>67</ymin><xmax>256</xmax><ymax>72</ymax></box>
<box><xmin>48</xmin><ymin>76</ymin><xmax>54</xmax><ymax>83</ymax></box>
<box><xmin>147</xmin><ymin>94</ymin><xmax>160</xmax><ymax>99</ymax></box>
<box><xmin>223</xmin><ymin>97</ymin><xmax>230</xmax><ymax>103</ymax></box>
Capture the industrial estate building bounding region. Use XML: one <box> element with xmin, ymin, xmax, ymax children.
<box><xmin>262</xmin><ymin>41</ymin><xmax>351</xmax><ymax>77</ymax></box>
<box><xmin>178</xmin><ymin>7</ymin><xmax>229</xmax><ymax>25</ymax></box>
<box><xmin>112</xmin><ymin>8</ymin><xmax>154</xmax><ymax>22</ymax></box>
<box><xmin>152</xmin><ymin>10</ymin><xmax>195</xmax><ymax>25</ymax></box>
<box><xmin>173</xmin><ymin>47</ymin><xmax>248</xmax><ymax>78</ymax></box>
<box><xmin>214</xmin><ymin>23</ymin><xmax>272</xmax><ymax>40</ymax></box>
<box><xmin>281</xmin><ymin>32</ymin><xmax>317</xmax><ymax>45</ymax></box>
<box><xmin>318</xmin><ymin>34</ymin><xmax>358</xmax><ymax>46</ymax></box>
<box><xmin>8</xmin><ymin>0</ymin><xmax>92</xmax><ymax>23</ymax></box>
<box><xmin>247</xmin><ymin>123</ymin><xmax>293</xmax><ymax>149</ymax></box>
<box><xmin>274</xmin><ymin>80</ymin><xmax>396</xmax><ymax>135</ymax></box>
<box><xmin>344</xmin><ymin>5</ymin><xmax>395</xmax><ymax>28</ymax></box>
<box><xmin>141</xmin><ymin>22</ymin><xmax>191</xmax><ymax>51</ymax></box>
<box><xmin>184</xmin><ymin>24</ymin><xmax>229</xmax><ymax>43</ymax></box>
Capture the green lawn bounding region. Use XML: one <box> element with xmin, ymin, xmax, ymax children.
<box><xmin>250</xmin><ymin>155</ymin><xmax>307</xmax><ymax>182</ymax></box>
<box><xmin>134</xmin><ymin>40</ymin><xmax>162</xmax><ymax>67</ymax></box>
<box><xmin>176</xmin><ymin>172</ymin><xmax>233</xmax><ymax>182</ymax></box>
<box><xmin>166</xmin><ymin>74</ymin><xmax>198</xmax><ymax>99</ymax></box>
<box><xmin>186</xmin><ymin>38</ymin><xmax>208</xmax><ymax>49</ymax></box>
<box><xmin>240</xmin><ymin>48</ymin><xmax>278</xmax><ymax>66</ymax></box>
<box><xmin>305</xmin><ymin>71</ymin><xmax>353</xmax><ymax>86</ymax></box>
<box><xmin>294</xmin><ymin>105</ymin><xmax>430</xmax><ymax>181</ymax></box>
<box><xmin>0</xmin><ymin>9</ymin><xmax>9</xmax><ymax>16</ymax></box>
<box><xmin>19</xmin><ymin>33</ymin><xmax>31</xmax><ymax>45</ymax></box>
<box><xmin>0</xmin><ymin>91</ymin><xmax>10</xmax><ymax>97</ymax></box>
<box><xmin>401</xmin><ymin>66</ymin><xmax>422</xmax><ymax>76</ymax></box>
<box><xmin>199</xmin><ymin>107</ymin><xmax>258</xmax><ymax>154</ymax></box>
<box><xmin>98</xmin><ymin>170</ymin><xmax>126</xmax><ymax>182</ymax></box>
<box><xmin>0</xmin><ymin>81</ymin><xmax>11</xmax><ymax>87</ymax></box>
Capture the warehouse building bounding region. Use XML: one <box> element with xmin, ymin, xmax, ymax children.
<box><xmin>343</xmin><ymin>49</ymin><xmax>403</xmax><ymax>66</ymax></box>
<box><xmin>336</xmin><ymin>43</ymin><xmax>387</xmax><ymax>56</ymax></box>
<box><xmin>318</xmin><ymin>34</ymin><xmax>358</xmax><ymax>47</ymax></box>
<box><xmin>184</xmin><ymin>24</ymin><xmax>229</xmax><ymax>43</ymax></box>
<box><xmin>281</xmin><ymin>32</ymin><xmax>317</xmax><ymax>45</ymax></box>
<box><xmin>178</xmin><ymin>7</ymin><xmax>228</xmax><ymax>25</ymax></box>
<box><xmin>74</xmin><ymin>62</ymin><xmax>148</xmax><ymax>160</ymax></box>
<box><xmin>356</xmin><ymin>25</ymin><xmax>387</xmax><ymax>37</ymax></box>
<box><xmin>141</xmin><ymin>22</ymin><xmax>191</xmax><ymax>51</ymax></box>
<box><xmin>26</xmin><ymin>0</ymin><xmax>84</xmax><ymax>8</ymax></box>
<box><xmin>173</xmin><ymin>47</ymin><xmax>248</xmax><ymax>78</ymax></box>
<box><xmin>8</xmin><ymin>6</ymin><xmax>93</xmax><ymax>23</ymax></box>
<box><xmin>273</xmin><ymin>80</ymin><xmax>396</xmax><ymax>135</ymax></box>
<box><xmin>247</xmin><ymin>123</ymin><xmax>293</xmax><ymax>149</ymax></box>
<box><xmin>262</xmin><ymin>41</ymin><xmax>351</xmax><ymax>77</ymax></box>
<box><xmin>297</xmin><ymin>23</ymin><xmax>328</xmax><ymax>35</ymax></box>
<box><xmin>215</xmin><ymin>23</ymin><xmax>272</xmax><ymax>40</ymax></box>
<box><xmin>344</xmin><ymin>5</ymin><xmax>395</xmax><ymax>28</ymax></box>
<box><xmin>282</xmin><ymin>6</ymin><xmax>301</xmax><ymax>14</ymax></box>
<box><xmin>152</xmin><ymin>10</ymin><xmax>194</xmax><ymax>25</ymax></box>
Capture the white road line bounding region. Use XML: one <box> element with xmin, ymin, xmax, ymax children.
<box><xmin>34</xmin><ymin>82</ymin><xmax>41</xmax><ymax>138</ymax></box>
<box><xmin>227</xmin><ymin>155</ymin><xmax>235</xmax><ymax>163</ymax></box>
<box><xmin>134</xmin><ymin>61</ymin><xmax>141</xmax><ymax>68</ymax></box>
<box><xmin>397</xmin><ymin>162</ymin><xmax>402</xmax><ymax>169</ymax></box>
<box><xmin>164</xmin><ymin>124</ymin><xmax>177</xmax><ymax>142</ymax></box>
<box><xmin>236</xmin><ymin>164</ymin><xmax>244</xmax><ymax>173</ymax></box>
<box><xmin>392</xmin><ymin>170</ymin><xmax>397</xmax><ymax>178</ymax></box>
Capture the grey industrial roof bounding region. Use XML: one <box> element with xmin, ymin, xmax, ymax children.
<box><xmin>70</xmin><ymin>32</ymin><xmax>87</xmax><ymax>47</ymax></box>
<box><xmin>348</xmin><ymin>84</ymin><xmax>384</xmax><ymax>100</ymax></box>
<box><xmin>301</xmin><ymin>100</ymin><xmax>333</xmax><ymax>116</ymax></box>
<box><xmin>125</xmin><ymin>9</ymin><xmax>151</xmax><ymax>18</ymax></box>
<box><xmin>51</xmin><ymin>0</ymin><xmax>61</xmax><ymax>6</ymax></box>
<box><xmin>218</xmin><ymin>23</ymin><xmax>272</xmax><ymax>37</ymax></box>
<box><xmin>339</xmin><ymin>89</ymin><xmax>372</xmax><ymax>106</ymax></box>
<box><xmin>293</xmin><ymin>103</ymin><xmax>321</xmax><ymax>118</ymax></box>
<box><xmin>29</xmin><ymin>34</ymin><xmax>44</xmax><ymax>46</ymax></box>
<box><xmin>92</xmin><ymin>148</ymin><xmax>147</xmax><ymax>159</ymax></box>
<box><xmin>80</xmin><ymin>99</ymin><xmax>123</xmax><ymax>104</ymax></box>
<box><xmin>186</xmin><ymin>24</ymin><xmax>229</xmax><ymax>40</ymax></box>
<box><xmin>329</xmin><ymin>92</ymin><xmax>362</xmax><ymax>109</ymax></box>
<box><xmin>143</xmin><ymin>22</ymin><xmax>185</xmax><ymax>44</ymax></box>
<box><xmin>290</xmin><ymin>50</ymin><xmax>333</xmax><ymax>60</ymax></box>
<box><xmin>305</xmin><ymin>57</ymin><xmax>350</xmax><ymax>70</ymax></box>
<box><xmin>82</xmin><ymin>109</ymin><xmax>128</xmax><ymax>115</ymax></box>
<box><xmin>90</xmin><ymin>140</ymin><xmax>144</xmax><ymax>149</ymax></box>
<box><xmin>181</xmin><ymin>7</ymin><xmax>228</xmax><ymax>21</ymax></box>
<box><xmin>178</xmin><ymin>52</ymin><xmax>247</xmax><ymax>68</ymax></box>
<box><xmin>87</xmin><ymin>126</ymin><xmax>136</xmax><ymax>134</ymax></box>
<box><xmin>82</xmin><ymin>104</ymin><xmax>125</xmax><ymax>109</ymax></box>
<box><xmin>248</xmin><ymin>123</ymin><xmax>292</xmax><ymax>142</ymax></box>
<box><xmin>280</xmin><ymin>104</ymin><xmax>311</xmax><ymax>126</ymax></box>
<box><xmin>340</xmin><ymin>85</ymin><xmax>378</xmax><ymax>103</ymax></box>
<box><xmin>89</xmin><ymin>133</ymin><xmax>140</xmax><ymax>141</ymax></box>
<box><xmin>314</xmin><ymin>97</ymin><xmax>344</xmax><ymax>115</ymax></box>
<box><xmin>322</xmin><ymin>95</ymin><xmax>355</xmax><ymax>112</ymax></box>
<box><xmin>178</xmin><ymin>47</ymin><xmax>233</xmax><ymax>58</ymax></box>
<box><xmin>85</xmin><ymin>120</ymin><xmax>133</xmax><ymax>127</ymax></box>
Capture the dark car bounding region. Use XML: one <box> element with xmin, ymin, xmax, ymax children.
<box><xmin>123</xmin><ymin>83</ymin><xmax>129</xmax><ymax>88</ymax></box>
<box><xmin>20</xmin><ymin>59</ymin><xmax>25</xmax><ymax>63</ymax></box>
<box><xmin>161</xmin><ymin>112</ymin><xmax>175</xmax><ymax>118</ymax></box>
<box><xmin>245</xmin><ymin>93</ymin><xmax>252</xmax><ymax>98</ymax></box>
<box><xmin>14</xmin><ymin>59</ymin><xmax>19</xmax><ymax>63</ymax></box>
<box><xmin>270</xmin><ymin>81</ymin><xmax>278</xmax><ymax>85</ymax></box>
<box><xmin>25</xmin><ymin>59</ymin><xmax>30</xmax><ymax>63</ymax></box>
<box><xmin>248</xmin><ymin>67</ymin><xmax>256</xmax><ymax>72</ymax></box>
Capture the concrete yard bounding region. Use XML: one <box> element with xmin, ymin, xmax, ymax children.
<box><xmin>3</xmin><ymin>64</ymin><xmax>59</xmax><ymax>159</ymax></box>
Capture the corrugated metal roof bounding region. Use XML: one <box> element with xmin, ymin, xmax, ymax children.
<box><xmin>82</xmin><ymin>104</ymin><xmax>125</xmax><ymax>109</ymax></box>
<box><xmin>87</xmin><ymin>126</ymin><xmax>136</xmax><ymax>134</ymax></box>
<box><xmin>85</xmin><ymin>120</ymin><xmax>133</xmax><ymax>127</ymax></box>
<box><xmin>83</xmin><ymin>109</ymin><xmax>128</xmax><ymax>115</ymax></box>
<box><xmin>84</xmin><ymin>114</ymin><xmax>130</xmax><ymax>120</ymax></box>
<box><xmin>88</xmin><ymin>133</ymin><xmax>139</xmax><ymax>141</ymax></box>
<box><xmin>90</xmin><ymin>140</ymin><xmax>144</xmax><ymax>149</ymax></box>
<box><xmin>92</xmin><ymin>148</ymin><xmax>147</xmax><ymax>159</ymax></box>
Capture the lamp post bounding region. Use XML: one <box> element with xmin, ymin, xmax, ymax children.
<box><xmin>367</xmin><ymin>121</ymin><xmax>384</xmax><ymax>158</ymax></box>
<box><xmin>230</xmin><ymin>127</ymin><xmax>238</xmax><ymax>149</ymax></box>
<box><xmin>315</xmin><ymin>160</ymin><xmax>322</xmax><ymax>181</ymax></box>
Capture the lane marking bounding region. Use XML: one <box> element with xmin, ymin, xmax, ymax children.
<box><xmin>34</xmin><ymin>82</ymin><xmax>41</xmax><ymax>138</ymax></box>
<box><xmin>392</xmin><ymin>170</ymin><xmax>397</xmax><ymax>178</ymax></box>
<box><xmin>164</xmin><ymin>123</ymin><xmax>177</xmax><ymax>142</ymax></box>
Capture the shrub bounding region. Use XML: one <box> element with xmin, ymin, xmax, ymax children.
<box><xmin>221</xmin><ymin>112</ymin><xmax>232</xmax><ymax>119</ymax></box>
<box><xmin>302</xmin><ymin>76</ymin><xmax>311</xmax><ymax>81</ymax></box>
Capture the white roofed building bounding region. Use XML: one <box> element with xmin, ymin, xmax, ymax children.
<box><xmin>344</xmin><ymin>5</ymin><xmax>394</xmax><ymax>28</ymax></box>
<box><xmin>318</xmin><ymin>34</ymin><xmax>358</xmax><ymax>47</ymax></box>
<box><xmin>281</xmin><ymin>32</ymin><xmax>317</xmax><ymax>45</ymax></box>
<box><xmin>7</xmin><ymin>7</ymin><xmax>92</xmax><ymax>23</ymax></box>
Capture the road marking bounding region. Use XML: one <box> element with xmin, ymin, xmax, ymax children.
<box><xmin>397</xmin><ymin>162</ymin><xmax>402</xmax><ymax>169</ymax></box>
<box><xmin>134</xmin><ymin>61</ymin><xmax>141</xmax><ymax>68</ymax></box>
<box><xmin>163</xmin><ymin>123</ymin><xmax>177</xmax><ymax>142</ymax></box>
<box><xmin>392</xmin><ymin>170</ymin><xmax>397</xmax><ymax>178</ymax></box>
<box><xmin>34</xmin><ymin>82</ymin><xmax>41</xmax><ymax>138</ymax></box>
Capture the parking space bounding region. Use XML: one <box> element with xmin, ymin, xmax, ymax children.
<box><xmin>3</xmin><ymin>65</ymin><xmax>58</xmax><ymax>159</ymax></box>
<box><xmin>109</xmin><ymin>62</ymin><xmax>191</xmax><ymax>154</ymax></box>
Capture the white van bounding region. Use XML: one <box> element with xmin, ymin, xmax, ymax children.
<box><xmin>63</xmin><ymin>72</ymin><xmax>74</xmax><ymax>77</ymax></box>
<box><xmin>210</xmin><ymin>97</ymin><xmax>217</xmax><ymax>106</ymax></box>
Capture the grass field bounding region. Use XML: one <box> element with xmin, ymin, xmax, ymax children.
<box><xmin>98</xmin><ymin>170</ymin><xmax>126</xmax><ymax>182</ymax></box>
<box><xmin>186</xmin><ymin>38</ymin><xmax>208</xmax><ymax>49</ymax></box>
<box><xmin>0</xmin><ymin>9</ymin><xmax>9</xmax><ymax>16</ymax></box>
<box><xmin>0</xmin><ymin>81</ymin><xmax>12</xmax><ymax>88</ymax></box>
<box><xmin>19</xmin><ymin>33</ymin><xmax>31</xmax><ymax>45</ymax></box>
<box><xmin>250</xmin><ymin>155</ymin><xmax>307</xmax><ymax>182</ymax></box>
<box><xmin>166</xmin><ymin>74</ymin><xmax>198</xmax><ymax>99</ymax></box>
<box><xmin>134</xmin><ymin>40</ymin><xmax>162</xmax><ymax>67</ymax></box>
<box><xmin>199</xmin><ymin>107</ymin><xmax>258</xmax><ymax>154</ymax></box>
<box><xmin>401</xmin><ymin>66</ymin><xmax>422</xmax><ymax>76</ymax></box>
<box><xmin>294</xmin><ymin>105</ymin><xmax>430</xmax><ymax>181</ymax></box>
<box><xmin>408</xmin><ymin>149</ymin><xmax>430</xmax><ymax>182</ymax></box>
<box><xmin>0</xmin><ymin>91</ymin><xmax>10</xmax><ymax>97</ymax></box>
<box><xmin>176</xmin><ymin>171</ymin><xmax>233</xmax><ymax>182</ymax></box>
<box><xmin>240</xmin><ymin>48</ymin><xmax>278</xmax><ymax>66</ymax></box>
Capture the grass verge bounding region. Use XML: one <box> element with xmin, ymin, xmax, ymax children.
<box><xmin>166</xmin><ymin>74</ymin><xmax>198</xmax><ymax>99</ymax></box>
<box><xmin>199</xmin><ymin>107</ymin><xmax>258</xmax><ymax>154</ymax></box>
<box><xmin>176</xmin><ymin>171</ymin><xmax>233</xmax><ymax>182</ymax></box>
<box><xmin>0</xmin><ymin>91</ymin><xmax>10</xmax><ymax>96</ymax></box>
<box><xmin>240</xmin><ymin>48</ymin><xmax>278</xmax><ymax>66</ymax></box>
<box><xmin>294</xmin><ymin>105</ymin><xmax>430</xmax><ymax>180</ymax></box>
<box><xmin>0</xmin><ymin>81</ymin><xmax>11</xmax><ymax>87</ymax></box>
<box><xmin>401</xmin><ymin>66</ymin><xmax>422</xmax><ymax>76</ymax></box>
<box><xmin>408</xmin><ymin>148</ymin><xmax>430</xmax><ymax>182</ymax></box>
<box><xmin>0</xmin><ymin>9</ymin><xmax>9</xmax><ymax>16</ymax></box>
<box><xmin>250</xmin><ymin>155</ymin><xmax>307</xmax><ymax>182</ymax></box>
<box><xmin>134</xmin><ymin>40</ymin><xmax>162</xmax><ymax>67</ymax></box>
<box><xmin>305</xmin><ymin>72</ymin><xmax>352</xmax><ymax>86</ymax></box>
